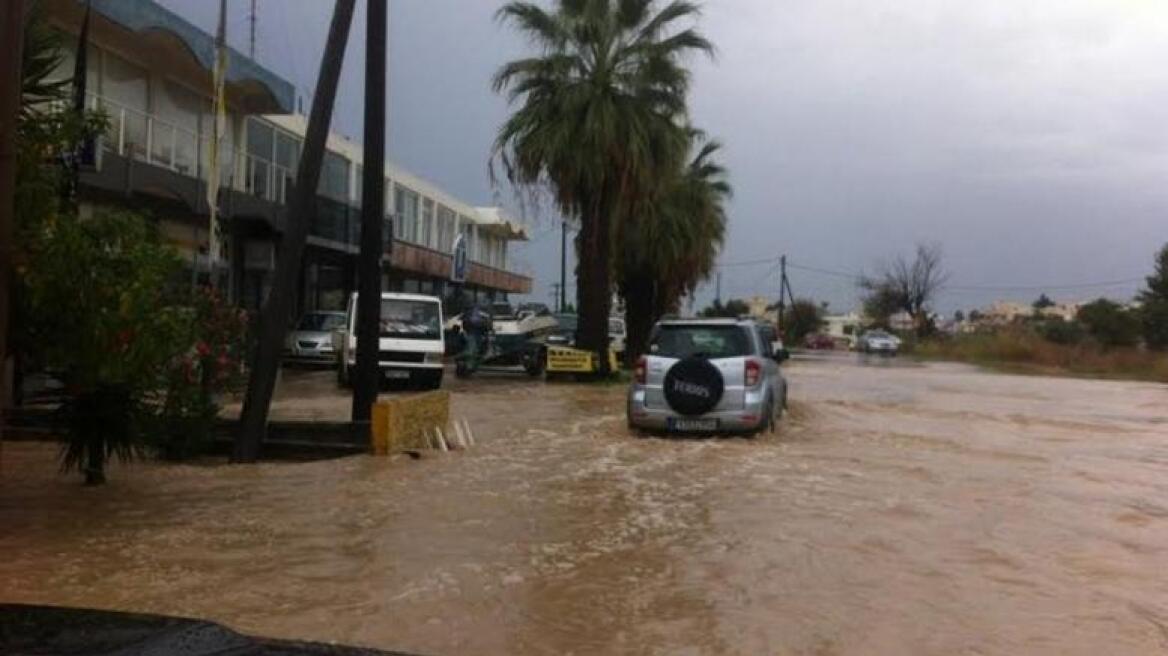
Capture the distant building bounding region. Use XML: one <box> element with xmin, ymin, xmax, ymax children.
<box><xmin>745</xmin><ymin>296</ymin><xmax>778</xmax><ymax>323</ymax></box>
<box><xmin>824</xmin><ymin>311</ymin><xmax>863</xmax><ymax>345</ymax></box>
<box><xmin>1036</xmin><ymin>302</ymin><xmax>1082</xmax><ymax>322</ymax></box>
<box><xmin>888</xmin><ymin>311</ymin><xmax>915</xmax><ymax>332</ymax></box>
<box><xmin>981</xmin><ymin>301</ymin><xmax>1031</xmax><ymax>325</ymax></box>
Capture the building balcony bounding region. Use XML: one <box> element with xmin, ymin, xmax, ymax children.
<box><xmin>82</xmin><ymin>93</ymin><xmax>531</xmax><ymax>293</ymax></box>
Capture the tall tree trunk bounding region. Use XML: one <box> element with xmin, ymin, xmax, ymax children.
<box><xmin>576</xmin><ymin>200</ymin><xmax>612</xmax><ymax>376</ymax></box>
<box><xmin>623</xmin><ymin>273</ymin><xmax>656</xmax><ymax>367</ymax></box>
<box><xmin>351</xmin><ymin>0</ymin><xmax>388</xmax><ymax>430</ymax></box>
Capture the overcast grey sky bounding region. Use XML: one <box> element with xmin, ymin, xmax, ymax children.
<box><xmin>159</xmin><ymin>0</ymin><xmax>1167</xmax><ymax>315</ymax></box>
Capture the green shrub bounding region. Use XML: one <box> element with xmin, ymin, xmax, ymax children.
<box><xmin>915</xmin><ymin>328</ymin><xmax>1168</xmax><ymax>383</ymax></box>
<box><xmin>21</xmin><ymin>210</ymin><xmax>247</xmax><ymax>482</ymax></box>
<box><xmin>1137</xmin><ymin>244</ymin><xmax>1168</xmax><ymax>350</ymax></box>
<box><xmin>1142</xmin><ymin>300</ymin><xmax>1168</xmax><ymax>351</ymax></box>
<box><xmin>151</xmin><ymin>288</ymin><xmax>249</xmax><ymax>461</ymax></box>
<box><xmin>1038</xmin><ymin>318</ymin><xmax>1085</xmax><ymax>345</ymax></box>
<box><xmin>1077</xmin><ymin>299</ymin><xmax>1140</xmax><ymax>348</ymax></box>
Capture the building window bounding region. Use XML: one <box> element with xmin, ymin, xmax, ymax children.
<box><xmin>437</xmin><ymin>205</ymin><xmax>456</xmax><ymax>252</ymax></box>
<box><xmin>157</xmin><ymin>81</ymin><xmax>202</xmax><ymax>174</ymax></box>
<box><xmin>103</xmin><ymin>51</ymin><xmax>149</xmax><ymax>159</ymax></box>
<box><xmin>459</xmin><ymin>217</ymin><xmax>475</xmax><ymax>261</ymax></box>
<box><xmin>394</xmin><ymin>184</ymin><xmax>420</xmax><ymax>243</ymax></box>
<box><xmin>421</xmin><ymin>197</ymin><xmax>435</xmax><ymax>249</ymax></box>
<box><xmin>274</xmin><ymin>131</ymin><xmax>300</xmax><ymax>202</ymax></box>
<box><xmin>245</xmin><ymin>119</ymin><xmax>274</xmax><ymax>200</ymax></box>
<box><xmin>319</xmin><ymin>151</ymin><xmax>350</xmax><ymax>202</ymax></box>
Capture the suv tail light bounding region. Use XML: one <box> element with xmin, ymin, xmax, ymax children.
<box><xmin>745</xmin><ymin>359</ymin><xmax>762</xmax><ymax>387</ymax></box>
<box><xmin>634</xmin><ymin>356</ymin><xmax>647</xmax><ymax>384</ymax></box>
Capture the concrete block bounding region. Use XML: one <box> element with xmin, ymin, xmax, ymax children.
<box><xmin>371</xmin><ymin>391</ymin><xmax>451</xmax><ymax>456</ymax></box>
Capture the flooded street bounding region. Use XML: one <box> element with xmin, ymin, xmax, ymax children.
<box><xmin>2</xmin><ymin>354</ymin><xmax>1168</xmax><ymax>655</ymax></box>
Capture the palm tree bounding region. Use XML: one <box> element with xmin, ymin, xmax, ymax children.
<box><xmin>617</xmin><ymin>130</ymin><xmax>729</xmax><ymax>363</ymax></box>
<box><xmin>492</xmin><ymin>0</ymin><xmax>712</xmax><ymax>373</ymax></box>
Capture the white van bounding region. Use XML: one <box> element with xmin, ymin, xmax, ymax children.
<box><xmin>334</xmin><ymin>292</ymin><xmax>445</xmax><ymax>389</ymax></box>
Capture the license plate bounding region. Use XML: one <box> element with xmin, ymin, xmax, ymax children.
<box><xmin>384</xmin><ymin>370</ymin><xmax>410</xmax><ymax>380</ymax></box>
<box><xmin>667</xmin><ymin>417</ymin><xmax>719</xmax><ymax>432</ymax></box>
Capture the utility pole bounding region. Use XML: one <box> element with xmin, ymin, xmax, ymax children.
<box><xmin>236</xmin><ymin>0</ymin><xmax>356</xmax><ymax>462</ymax></box>
<box><xmin>551</xmin><ymin>283</ymin><xmax>562</xmax><ymax>312</ymax></box>
<box><xmin>777</xmin><ymin>255</ymin><xmax>787</xmax><ymax>332</ymax></box>
<box><xmin>715</xmin><ymin>272</ymin><xmax>722</xmax><ymax>306</ymax></box>
<box><xmin>0</xmin><ymin>0</ymin><xmax>24</xmax><ymax>433</ymax></box>
<box><xmin>351</xmin><ymin>0</ymin><xmax>387</xmax><ymax>429</ymax></box>
<box><xmin>559</xmin><ymin>218</ymin><xmax>567</xmax><ymax>314</ymax></box>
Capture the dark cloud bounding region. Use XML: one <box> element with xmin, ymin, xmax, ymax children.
<box><xmin>160</xmin><ymin>0</ymin><xmax>1167</xmax><ymax>314</ymax></box>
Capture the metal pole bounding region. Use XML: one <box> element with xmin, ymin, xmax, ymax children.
<box><xmin>236</xmin><ymin>0</ymin><xmax>356</xmax><ymax>462</ymax></box>
<box><xmin>559</xmin><ymin>218</ymin><xmax>567</xmax><ymax>313</ymax></box>
<box><xmin>249</xmin><ymin>0</ymin><xmax>258</xmax><ymax>59</ymax></box>
<box><xmin>0</xmin><ymin>0</ymin><xmax>24</xmax><ymax>429</ymax></box>
<box><xmin>351</xmin><ymin>0</ymin><xmax>387</xmax><ymax>427</ymax></box>
<box><xmin>777</xmin><ymin>255</ymin><xmax>786</xmax><ymax>332</ymax></box>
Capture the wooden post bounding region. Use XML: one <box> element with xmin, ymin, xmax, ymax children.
<box><xmin>235</xmin><ymin>0</ymin><xmax>356</xmax><ymax>462</ymax></box>
<box><xmin>352</xmin><ymin>0</ymin><xmax>388</xmax><ymax>428</ymax></box>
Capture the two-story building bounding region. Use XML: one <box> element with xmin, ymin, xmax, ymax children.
<box><xmin>44</xmin><ymin>0</ymin><xmax>531</xmax><ymax>317</ymax></box>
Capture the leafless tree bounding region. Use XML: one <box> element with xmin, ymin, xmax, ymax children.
<box><xmin>859</xmin><ymin>242</ymin><xmax>949</xmax><ymax>335</ymax></box>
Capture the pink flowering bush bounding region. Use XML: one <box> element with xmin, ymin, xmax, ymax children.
<box><xmin>154</xmin><ymin>287</ymin><xmax>249</xmax><ymax>460</ymax></box>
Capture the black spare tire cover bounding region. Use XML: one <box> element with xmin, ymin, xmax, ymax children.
<box><xmin>663</xmin><ymin>357</ymin><xmax>724</xmax><ymax>416</ymax></box>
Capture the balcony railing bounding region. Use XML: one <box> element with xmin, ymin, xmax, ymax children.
<box><xmin>89</xmin><ymin>93</ymin><xmax>292</xmax><ymax>204</ymax></box>
<box><xmin>80</xmin><ymin>93</ymin><xmax>525</xmax><ymax>282</ymax></box>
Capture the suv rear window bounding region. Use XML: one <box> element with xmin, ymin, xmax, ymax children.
<box><xmin>650</xmin><ymin>325</ymin><xmax>753</xmax><ymax>359</ymax></box>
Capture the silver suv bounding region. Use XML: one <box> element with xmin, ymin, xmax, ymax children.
<box><xmin>627</xmin><ymin>318</ymin><xmax>789</xmax><ymax>435</ymax></box>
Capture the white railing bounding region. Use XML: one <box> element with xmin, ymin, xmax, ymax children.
<box><xmin>87</xmin><ymin>93</ymin><xmax>289</xmax><ymax>204</ymax></box>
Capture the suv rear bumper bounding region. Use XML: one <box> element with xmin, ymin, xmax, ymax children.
<box><xmin>626</xmin><ymin>386</ymin><xmax>768</xmax><ymax>433</ymax></box>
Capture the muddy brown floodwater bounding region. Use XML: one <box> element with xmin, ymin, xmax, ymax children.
<box><xmin>3</xmin><ymin>354</ymin><xmax>1168</xmax><ymax>655</ymax></box>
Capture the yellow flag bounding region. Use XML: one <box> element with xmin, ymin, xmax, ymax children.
<box><xmin>207</xmin><ymin>0</ymin><xmax>229</xmax><ymax>270</ymax></box>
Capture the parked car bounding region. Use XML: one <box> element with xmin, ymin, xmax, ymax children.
<box><xmin>856</xmin><ymin>329</ymin><xmax>900</xmax><ymax>355</ymax></box>
<box><xmin>805</xmin><ymin>333</ymin><xmax>836</xmax><ymax>350</ymax></box>
<box><xmin>335</xmin><ymin>292</ymin><xmax>445</xmax><ymax>389</ymax></box>
<box><xmin>628</xmin><ymin>318</ymin><xmax>788</xmax><ymax>435</ymax></box>
<box><xmin>284</xmin><ymin>311</ymin><xmax>346</xmax><ymax>365</ymax></box>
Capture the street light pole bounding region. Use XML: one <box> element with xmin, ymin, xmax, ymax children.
<box><xmin>351</xmin><ymin>0</ymin><xmax>388</xmax><ymax>428</ymax></box>
<box><xmin>560</xmin><ymin>218</ymin><xmax>567</xmax><ymax>313</ymax></box>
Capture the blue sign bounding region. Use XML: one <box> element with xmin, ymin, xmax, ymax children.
<box><xmin>451</xmin><ymin>233</ymin><xmax>468</xmax><ymax>283</ymax></box>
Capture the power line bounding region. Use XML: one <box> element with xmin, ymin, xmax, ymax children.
<box><xmin>786</xmin><ymin>259</ymin><xmax>1144</xmax><ymax>293</ymax></box>
<box><xmin>715</xmin><ymin>256</ymin><xmax>781</xmax><ymax>269</ymax></box>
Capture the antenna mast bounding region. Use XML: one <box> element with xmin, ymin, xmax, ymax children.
<box><xmin>249</xmin><ymin>0</ymin><xmax>257</xmax><ymax>58</ymax></box>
